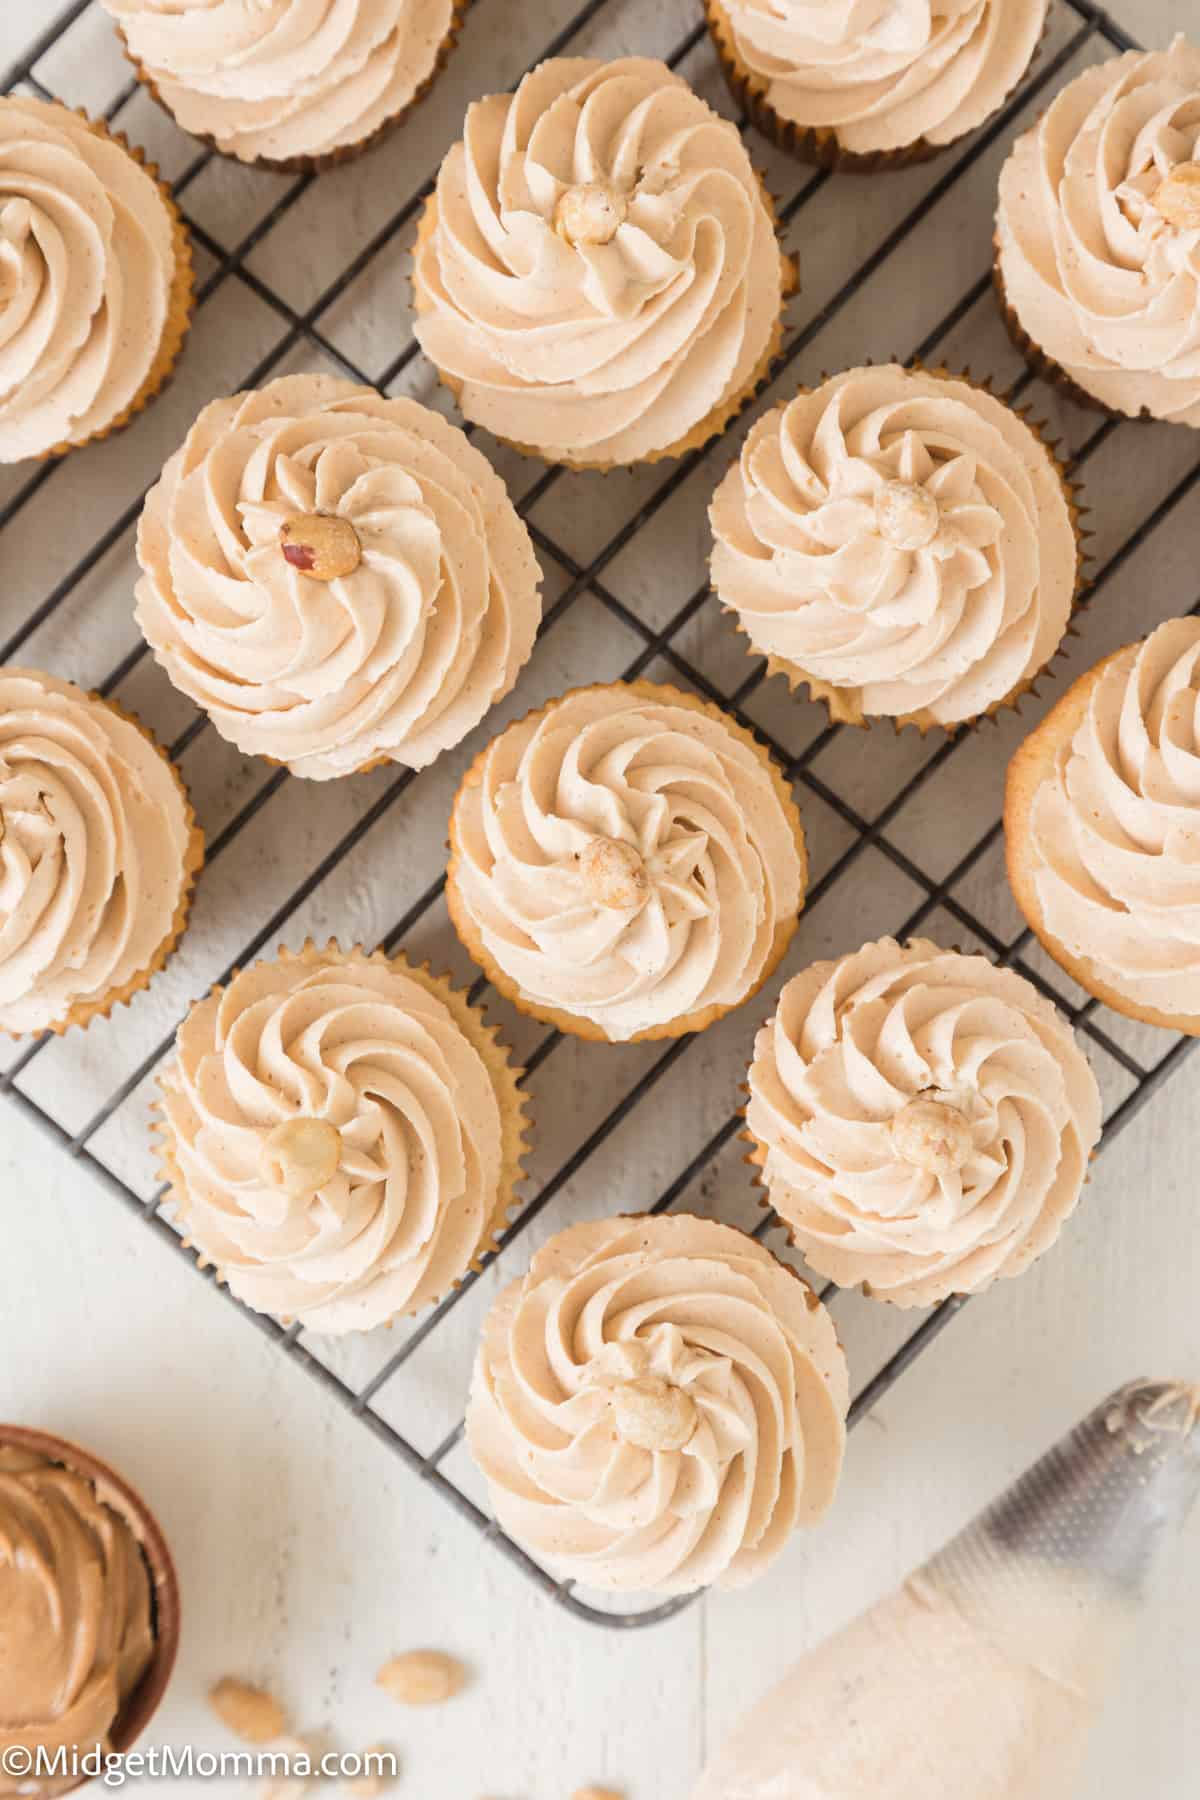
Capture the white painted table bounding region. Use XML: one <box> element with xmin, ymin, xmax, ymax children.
<box><xmin>1</xmin><ymin>2</ymin><xmax>1197</xmax><ymax>1796</ymax></box>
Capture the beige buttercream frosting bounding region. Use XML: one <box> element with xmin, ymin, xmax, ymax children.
<box><xmin>710</xmin><ymin>366</ymin><xmax>1077</xmax><ymax>727</ymax></box>
<box><xmin>718</xmin><ymin>0</ymin><xmax>1047</xmax><ymax>154</ymax></box>
<box><xmin>0</xmin><ymin>97</ymin><xmax>177</xmax><ymax>461</ymax></box>
<box><xmin>0</xmin><ymin>670</ymin><xmax>193</xmax><ymax>1036</ymax></box>
<box><xmin>1028</xmin><ymin>617</ymin><xmax>1200</xmax><ymax>1017</ymax></box>
<box><xmin>134</xmin><ymin>375</ymin><xmax>541</xmax><ymax>780</ymax></box>
<box><xmin>466</xmin><ymin>1214</ymin><xmax>848</xmax><ymax>1594</ymax></box>
<box><xmin>746</xmin><ymin>937</ymin><xmax>1102</xmax><ymax>1306</ymax></box>
<box><xmin>158</xmin><ymin>945</ymin><xmax>511</xmax><ymax>1333</ymax></box>
<box><xmin>448</xmin><ymin>683</ymin><xmax>805</xmax><ymax>1041</ymax></box>
<box><xmin>997</xmin><ymin>36</ymin><xmax>1200</xmax><ymax>424</ymax></box>
<box><xmin>102</xmin><ymin>0</ymin><xmax>454</xmax><ymax>166</ymax></box>
<box><xmin>413</xmin><ymin>56</ymin><xmax>787</xmax><ymax>465</ymax></box>
<box><xmin>0</xmin><ymin>1447</ymin><xmax>154</xmax><ymax>1792</ymax></box>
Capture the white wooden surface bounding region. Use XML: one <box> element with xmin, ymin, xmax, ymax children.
<box><xmin>1</xmin><ymin>2</ymin><xmax>1198</xmax><ymax>1796</ymax></box>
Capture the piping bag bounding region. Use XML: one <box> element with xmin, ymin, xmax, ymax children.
<box><xmin>693</xmin><ymin>1380</ymin><xmax>1200</xmax><ymax>1800</ymax></box>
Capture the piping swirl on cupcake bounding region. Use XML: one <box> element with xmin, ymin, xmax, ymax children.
<box><xmin>412</xmin><ymin>57</ymin><xmax>789</xmax><ymax>466</ymax></box>
<box><xmin>746</xmin><ymin>938</ymin><xmax>1102</xmax><ymax>1307</ymax></box>
<box><xmin>0</xmin><ymin>97</ymin><xmax>179</xmax><ymax>461</ymax></box>
<box><xmin>0</xmin><ymin>670</ymin><xmax>197</xmax><ymax>1036</ymax></box>
<box><xmin>1020</xmin><ymin>618</ymin><xmax>1200</xmax><ymax>1022</ymax></box>
<box><xmin>711</xmin><ymin>0</ymin><xmax>1047</xmax><ymax>156</ymax></box>
<box><xmin>996</xmin><ymin>37</ymin><xmax>1200</xmax><ymax>423</ymax></box>
<box><xmin>135</xmin><ymin>375</ymin><xmax>541</xmax><ymax>780</ymax></box>
<box><xmin>103</xmin><ymin>0</ymin><xmax>455</xmax><ymax>167</ymax></box>
<box><xmin>466</xmin><ymin>1214</ymin><xmax>848</xmax><ymax>1594</ymax></box>
<box><xmin>447</xmin><ymin>683</ymin><xmax>806</xmax><ymax>1042</ymax></box>
<box><xmin>157</xmin><ymin>945</ymin><xmax>523</xmax><ymax>1333</ymax></box>
<box><xmin>709</xmin><ymin>366</ymin><xmax>1078</xmax><ymax>728</ymax></box>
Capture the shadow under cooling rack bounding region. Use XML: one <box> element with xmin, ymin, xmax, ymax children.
<box><xmin>1</xmin><ymin>0</ymin><xmax>1194</xmax><ymax>1629</ymax></box>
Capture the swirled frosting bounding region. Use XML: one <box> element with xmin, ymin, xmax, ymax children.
<box><xmin>710</xmin><ymin>366</ymin><xmax>1077</xmax><ymax>727</ymax></box>
<box><xmin>466</xmin><ymin>1214</ymin><xmax>848</xmax><ymax>1594</ymax></box>
<box><xmin>102</xmin><ymin>0</ymin><xmax>454</xmax><ymax>166</ymax></box>
<box><xmin>135</xmin><ymin>375</ymin><xmax>541</xmax><ymax>780</ymax></box>
<box><xmin>0</xmin><ymin>1447</ymin><xmax>154</xmax><ymax>1790</ymax></box>
<box><xmin>997</xmin><ymin>37</ymin><xmax>1200</xmax><ymax>424</ymax></box>
<box><xmin>1024</xmin><ymin>618</ymin><xmax>1200</xmax><ymax>1020</ymax></box>
<box><xmin>746</xmin><ymin>938</ymin><xmax>1102</xmax><ymax>1307</ymax></box>
<box><xmin>0</xmin><ymin>670</ymin><xmax>195</xmax><ymax>1036</ymax></box>
<box><xmin>0</xmin><ymin>97</ymin><xmax>177</xmax><ymax>461</ymax></box>
<box><xmin>413</xmin><ymin>57</ymin><xmax>787</xmax><ymax>466</ymax></box>
<box><xmin>448</xmin><ymin>683</ymin><xmax>805</xmax><ymax>1042</ymax></box>
<box><xmin>715</xmin><ymin>0</ymin><xmax>1046</xmax><ymax>154</ymax></box>
<box><xmin>159</xmin><ymin>945</ymin><xmax>516</xmax><ymax>1332</ymax></box>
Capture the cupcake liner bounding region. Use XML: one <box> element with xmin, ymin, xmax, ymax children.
<box><xmin>1</xmin><ymin>688</ymin><xmax>205</xmax><ymax>1039</ymax></box>
<box><xmin>154</xmin><ymin>940</ymin><xmax>531</xmax><ymax>1326</ymax></box>
<box><xmin>704</xmin><ymin>0</ymin><xmax>1047</xmax><ymax>173</ymax></box>
<box><xmin>412</xmin><ymin>174</ymin><xmax>797</xmax><ymax>472</ymax></box>
<box><xmin>445</xmin><ymin>678</ymin><xmax>807</xmax><ymax>1044</ymax></box>
<box><xmin>0</xmin><ymin>1422</ymin><xmax>180</xmax><ymax>1784</ymax></box>
<box><xmin>717</xmin><ymin>361</ymin><xmax>1089</xmax><ymax>738</ymax></box>
<box><xmin>1004</xmin><ymin>649</ymin><xmax>1200</xmax><ymax>1037</ymax></box>
<box><xmin>36</xmin><ymin>111</ymin><xmax>194</xmax><ymax>463</ymax></box>
<box><xmin>116</xmin><ymin>2</ymin><xmax>467</xmax><ymax>175</ymax></box>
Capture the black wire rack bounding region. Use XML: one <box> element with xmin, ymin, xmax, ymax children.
<box><xmin>2</xmin><ymin>0</ymin><xmax>1194</xmax><ymax>1630</ymax></box>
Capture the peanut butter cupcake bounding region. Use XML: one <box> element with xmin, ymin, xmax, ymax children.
<box><xmin>746</xmin><ymin>938</ymin><xmax>1102</xmax><ymax>1307</ymax></box>
<box><xmin>134</xmin><ymin>376</ymin><xmax>541</xmax><ymax>780</ymax></box>
<box><xmin>412</xmin><ymin>56</ymin><xmax>792</xmax><ymax>469</ymax></box>
<box><xmin>709</xmin><ymin>364</ymin><xmax>1081</xmax><ymax>731</ymax></box>
<box><xmin>446</xmin><ymin>681</ymin><xmax>807</xmax><ymax>1043</ymax></box>
<box><xmin>0</xmin><ymin>669</ymin><xmax>203</xmax><ymax>1037</ymax></box>
<box><xmin>102</xmin><ymin>0</ymin><xmax>465</xmax><ymax>173</ymax></box>
<box><xmin>156</xmin><ymin>942</ymin><xmax>529</xmax><ymax>1333</ymax></box>
<box><xmin>0</xmin><ymin>97</ymin><xmax>192</xmax><ymax>463</ymax></box>
<box><xmin>704</xmin><ymin>0</ymin><xmax>1048</xmax><ymax>171</ymax></box>
<box><xmin>0</xmin><ymin>1425</ymin><xmax>179</xmax><ymax>1795</ymax></box>
<box><xmin>996</xmin><ymin>37</ymin><xmax>1200</xmax><ymax>423</ymax></box>
<box><xmin>467</xmin><ymin>1213</ymin><xmax>848</xmax><ymax>1595</ymax></box>
<box><xmin>1006</xmin><ymin>617</ymin><xmax>1200</xmax><ymax>1034</ymax></box>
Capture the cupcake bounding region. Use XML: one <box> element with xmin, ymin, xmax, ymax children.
<box><xmin>745</xmin><ymin>937</ymin><xmax>1103</xmax><ymax>1306</ymax></box>
<box><xmin>101</xmin><ymin>0</ymin><xmax>464</xmax><ymax>173</ymax></box>
<box><xmin>996</xmin><ymin>37</ymin><xmax>1200</xmax><ymax>424</ymax></box>
<box><xmin>0</xmin><ymin>669</ymin><xmax>203</xmax><ymax>1037</ymax></box>
<box><xmin>155</xmin><ymin>942</ymin><xmax>529</xmax><ymax>1332</ymax></box>
<box><xmin>0</xmin><ymin>98</ymin><xmax>192</xmax><ymax>463</ymax></box>
<box><xmin>710</xmin><ymin>364</ymin><xmax>1081</xmax><ymax>731</ymax></box>
<box><xmin>134</xmin><ymin>376</ymin><xmax>542</xmax><ymax>780</ymax></box>
<box><xmin>1005</xmin><ymin>617</ymin><xmax>1200</xmax><ymax>1034</ymax></box>
<box><xmin>0</xmin><ymin>1426</ymin><xmax>180</xmax><ymax>1794</ymax></box>
<box><xmin>704</xmin><ymin>0</ymin><xmax>1048</xmax><ymax>171</ymax></box>
<box><xmin>446</xmin><ymin>681</ymin><xmax>807</xmax><ymax>1043</ymax></box>
<box><xmin>412</xmin><ymin>57</ymin><xmax>793</xmax><ymax>470</ymax></box>
<box><xmin>466</xmin><ymin>1213</ymin><xmax>848</xmax><ymax>1595</ymax></box>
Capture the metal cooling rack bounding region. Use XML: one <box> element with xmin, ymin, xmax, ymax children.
<box><xmin>2</xmin><ymin>0</ymin><xmax>1194</xmax><ymax>1631</ymax></box>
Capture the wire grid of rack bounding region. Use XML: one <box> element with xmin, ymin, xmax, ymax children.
<box><xmin>2</xmin><ymin>0</ymin><xmax>1196</xmax><ymax>1630</ymax></box>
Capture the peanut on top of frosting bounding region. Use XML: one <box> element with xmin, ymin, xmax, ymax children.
<box><xmin>0</xmin><ymin>1447</ymin><xmax>154</xmax><ymax>1792</ymax></box>
<box><xmin>413</xmin><ymin>57</ymin><xmax>787</xmax><ymax>466</ymax></box>
<box><xmin>709</xmin><ymin>365</ymin><xmax>1077</xmax><ymax>727</ymax></box>
<box><xmin>158</xmin><ymin>944</ymin><xmax>514</xmax><ymax>1334</ymax></box>
<box><xmin>0</xmin><ymin>669</ymin><xmax>194</xmax><ymax>1036</ymax></box>
<box><xmin>134</xmin><ymin>375</ymin><xmax>541</xmax><ymax>781</ymax></box>
<box><xmin>1025</xmin><ymin>617</ymin><xmax>1200</xmax><ymax>1021</ymax></box>
<box><xmin>997</xmin><ymin>36</ymin><xmax>1200</xmax><ymax>424</ymax></box>
<box><xmin>747</xmin><ymin>938</ymin><xmax>1102</xmax><ymax>1307</ymax></box>
<box><xmin>717</xmin><ymin>0</ymin><xmax>1047</xmax><ymax>154</ymax></box>
<box><xmin>447</xmin><ymin>682</ymin><xmax>805</xmax><ymax>1042</ymax></box>
<box><xmin>102</xmin><ymin>0</ymin><xmax>454</xmax><ymax>166</ymax></box>
<box><xmin>0</xmin><ymin>97</ymin><xmax>177</xmax><ymax>461</ymax></box>
<box><xmin>466</xmin><ymin>1213</ymin><xmax>848</xmax><ymax>1594</ymax></box>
